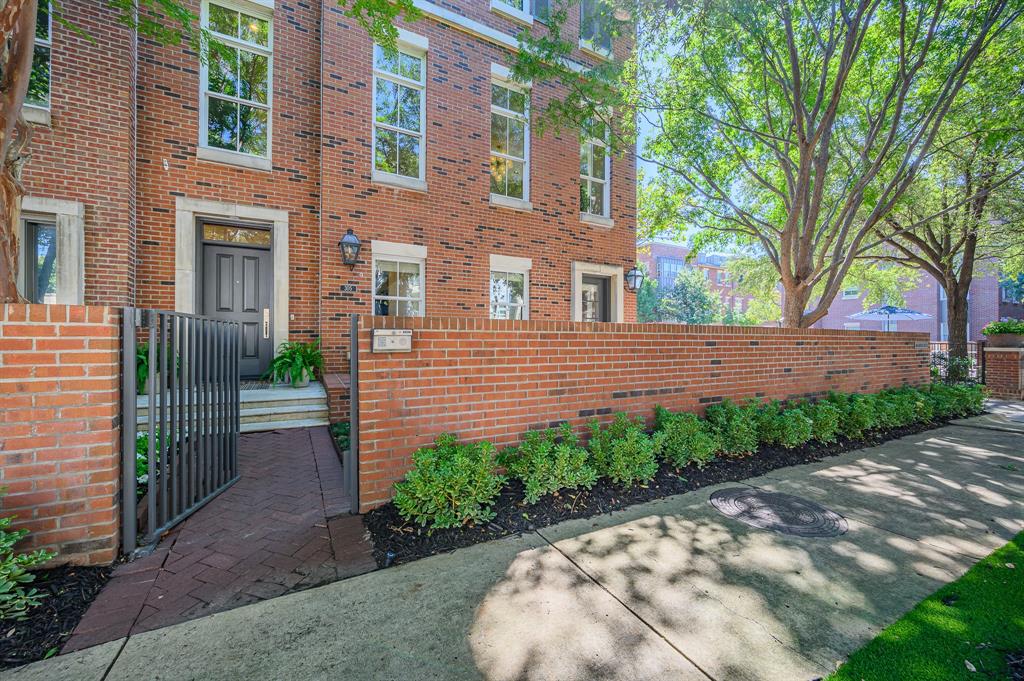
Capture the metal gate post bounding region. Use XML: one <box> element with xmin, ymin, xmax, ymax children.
<box><xmin>347</xmin><ymin>314</ymin><xmax>359</xmax><ymax>510</ymax></box>
<box><xmin>120</xmin><ymin>307</ymin><xmax>138</xmax><ymax>552</ymax></box>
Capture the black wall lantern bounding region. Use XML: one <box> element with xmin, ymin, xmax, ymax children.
<box><xmin>339</xmin><ymin>229</ymin><xmax>362</xmax><ymax>266</ymax></box>
<box><xmin>625</xmin><ymin>266</ymin><xmax>645</xmax><ymax>292</ymax></box>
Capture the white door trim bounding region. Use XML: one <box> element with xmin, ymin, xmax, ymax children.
<box><xmin>571</xmin><ymin>261</ymin><xmax>623</xmax><ymax>323</ymax></box>
<box><xmin>175</xmin><ymin>197</ymin><xmax>290</xmax><ymax>352</ymax></box>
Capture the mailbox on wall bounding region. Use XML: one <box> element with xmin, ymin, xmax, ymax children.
<box><xmin>372</xmin><ymin>328</ymin><xmax>413</xmax><ymax>353</ymax></box>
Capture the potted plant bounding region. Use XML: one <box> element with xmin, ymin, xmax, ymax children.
<box><xmin>265</xmin><ymin>339</ymin><xmax>324</xmax><ymax>388</ymax></box>
<box><xmin>981</xmin><ymin>320</ymin><xmax>1024</xmax><ymax>348</ymax></box>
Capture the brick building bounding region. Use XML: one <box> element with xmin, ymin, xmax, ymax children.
<box><xmin>637</xmin><ymin>239</ymin><xmax>754</xmax><ymax>316</ymax></box>
<box><xmin>16</xmin><ymin>0</ymin><xmax>637</xmax><ymax>405</ymax></box>
<box><xmin>812</xmin><ymin>264</ymin><xmax>1024</xmax><ymax>340</ymax></box>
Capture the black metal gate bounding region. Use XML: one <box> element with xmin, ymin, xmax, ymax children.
<box><xmin>121</xmin><ymin>308</ymin><xmax>241</xmax><ymax>550</ymax></box>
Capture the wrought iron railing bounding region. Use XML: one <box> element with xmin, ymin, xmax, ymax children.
<box><xmin>929</xmin><ymin>340</ymin><xmax>986</xmax><ymax>384</ymax></box>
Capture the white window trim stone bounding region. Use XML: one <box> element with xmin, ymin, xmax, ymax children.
<box><xmin>371</xmin><ymin>241</ymin><xmax>427</xmax><ymax>318</ymax></box>
<box><xmin>18</xmin><ymin>197</ymin><xmax>85</xmax><ymax>305</ymax></box>
<box><xmin>489</xmin><ymin>254</ymin><xmax>531</xmax><ymax>320</ymax></box>
<box><xmin>571</xmin><ymin>261</ymin><xmax>623</xmax><ymax>323</ymax></box>
<box><xmin>198</xmin><ymin>0</ymin><xmax>274</xmax><ymax>168</ymax></box>
<box><xmin>174</xmin><ymin>196</ymin><xmax>289</xmax><ymax>352</ymax></box>
<box><xmin>490</xmin><ymin>0</ymin><xmax>534</xmax><ymax>26</ymax></box>
<box><xmin>372</xmin><ymin>30</ymin><xmax>428</xmax><ymax>190</ymax></box>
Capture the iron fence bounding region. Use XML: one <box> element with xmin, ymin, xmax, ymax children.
<box><xmin>929</xmin><ymin>340</ymin><xmax>986</xmax><ymax>384</ymax></box>
<box><xmin>121</xmin><ymin>308</ymin><xmax>241</xmax><ymax>550</ymax></box>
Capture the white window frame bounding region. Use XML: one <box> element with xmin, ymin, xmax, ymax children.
<box><xmin>842</xmin><ymin>286</ymin><xmax>860</xmax><ymax>300</ymax></box>
<box><xmin>197</xmin><ymin>0</ymin><xmax>274</xmax><ymax>170</ymax></box>
<box><xmin>489</xmin><ymin>65</ymin><xmax>531</xmax><ymax>210</ymax></box>
<box><xmin>580</xmin><ymin>119</ymin><xmax>611</xmax><ymax>224</ymax></box>
<box><xmin>371</xmin><ymin>30</ymin><xmax>428</xmax><ymax>192</ymax></box>
<box><xmin>489</xmin><ymin>254</ymin><xmax>531</xmax><ymax>320</ymax></box>
<box><xmin>23</xmin><ymin>3</ymin><xmax>51</xmax><ymax>124</ymax></box>
<box><xmin>490</xmin><ymin>0</ymin><xmax>534</xmax><ymax>26</ymax></box>
<box><xmin>371</xmin><ymin>241</ymin><xmax>427</xmax><ymax>318</ymax></box>
<box><xmin>17</xmin><ymin>197</ymin><xmax>85</xmax><ymax>305</ymax></box>
<box><xmin>578</xmin><ymin>0</ymin><xmax>612</xmax><ymax>59</ymax></box>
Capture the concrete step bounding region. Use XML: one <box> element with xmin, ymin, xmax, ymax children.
<box><xmin>241</xmin><ymin>417</ymin><xmax>329</xmax><ymax>433</ymax></box>
<box><xmin>136</xmin><ymin>381</ymin><xmax>330</xmax><ymax>433</ymax></box>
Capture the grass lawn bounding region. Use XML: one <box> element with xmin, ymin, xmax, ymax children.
<box><xmin>828</xmin><ymin>531</ymin><xmax>1024</xmax><ymax>681</ymax></box>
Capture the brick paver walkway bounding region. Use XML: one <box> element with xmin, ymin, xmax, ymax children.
<box><xmin>64</xmin><ymin>427</ymin><xmax>375</xmax><ymax>652</ymax></box>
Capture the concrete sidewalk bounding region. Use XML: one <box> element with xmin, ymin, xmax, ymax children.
<box><xmin>5</xmin><ymin>416</ymin><xmax>1023</xmax><ymax>681</ymax></box>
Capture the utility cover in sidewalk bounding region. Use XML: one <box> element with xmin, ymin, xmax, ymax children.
<box><xmin>709</xmin><ymin>488</ymin><xmax>848</xmax><ymax>538</ymax></box>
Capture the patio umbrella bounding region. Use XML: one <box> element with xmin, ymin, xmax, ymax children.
<box><xmin>847</xmin><ymin>305</ymin><xmax>933</xmax><ymax>324</ymax></box>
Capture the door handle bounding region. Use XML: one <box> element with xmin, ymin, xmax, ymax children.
<box><xmin>262</xmin><ymin>308</ymin><xmax>270</xmax><ymax>339</ymax></box>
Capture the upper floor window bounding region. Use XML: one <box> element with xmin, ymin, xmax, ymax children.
<box><xmin>533</xmin><ymin>0</ymin><xmax>550</xmax><ymax>21</ymax></box>
<box><xmin>842</xmin><ymin>286</ymin><xmax>860</xmax><ymax>299</ymax></box>
<box><xmin>27</xmin><ymin>1</ymin><xmax>51</xmax><ymax>108</ymax></box>
<box><xmin>373</xmin><ymin>42</ymin><xmax>425</xmax><ymax>183</ymax></box>
<box><xmin>580</xmin><ymin>118</ymin><xmax>610</xmax><ymax>218</ymax></box>
<box><xmin>580</xmin><ymin>0</ymin><xmax>612</xmax><ymax>54</ymax></box>
<box><xmin>658</xmin><ymin>257</ymin><xmax>684</xmax><ymax>288</ymax></box>
<box><xmin>202</xmin><ymin>1</ymin><xmax>272</xmax><ymax>158</ymax></box>
<box><xmin>490</xmin><ymin>82</ymin><xmax>529</xmax><ymax>202</ymax></box>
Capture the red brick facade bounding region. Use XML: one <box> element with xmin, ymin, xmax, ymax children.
<box><xmin>20</xmin><ymin>0</ymin><xmax>637</xmax><ymax>381</ymax></box>
<box><xmin>984</xmin><ymin>348</ymin><xmax>1024</xmax><ymax>399</ymax></box>
<box><xmin>637</xmin><ymin>240</ymin><xmax>754</xmax><ymax>315</ymax></box>
<box><xmin>0</xmin><ymin>305</ymin><xmax>121</xmax><ymax>565</ymax></box>
<box><xmin>354</xmin><ymin>316</ymin><xmax>930</xmax><ymax>511</ymax></box>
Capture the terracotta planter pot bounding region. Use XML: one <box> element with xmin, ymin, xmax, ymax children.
<box><xmin>984</xmin><ymin>333</ymin><xmax>1024</xmax><ymax>348</ymax></box>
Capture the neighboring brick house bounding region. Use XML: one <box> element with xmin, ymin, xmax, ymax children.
<box><xmin>812</xmin><ymin>263</ymin><xmax>1024</xmax><ymax>340</ymax></box>
<box><xmin>16</xmin><ymin>0</ymin><xmax>637</xmax><ymax>404</ymax></box>
<box><xmin>637</xmin><ymin>239</ymin><xmax>754</xmax><ymax>315</ymax></box>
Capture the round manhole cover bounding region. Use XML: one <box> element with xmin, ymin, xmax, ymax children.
<box><xmin>709</xmin><ymin>488</ymin><xmax>848</xmax><ymax>538</ymax></box>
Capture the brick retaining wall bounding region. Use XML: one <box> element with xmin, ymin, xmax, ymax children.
<box><xmin>354</xmin><ymin>317</ymin><xmax>931</xmax><ymax>511</ymax></box>
<box><xmin>984</xmin><ymin>348</ymin><xmax>1024</xmax><ymax>399</ymax></box>
<box><xmin>0</xmin><ymin>305</ymin><xmax>121</xmax><ymax>565</ymax></box>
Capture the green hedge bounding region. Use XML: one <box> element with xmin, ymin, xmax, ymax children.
<box><xmin>392</xmin><ymin>383</ymin><xmax>986</xmax><ymax>530</ymax></box>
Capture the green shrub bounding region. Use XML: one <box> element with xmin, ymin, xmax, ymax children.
<box><xmin>393</xmin><ymin>434</ymin><xmax>506</xmax><ymax>529</ymax></box>
<box><xmin>875</xmin><ymin>389</ymin><xmax>918</xmax><ymax>429</ymax></box>
<box><xmin>330</xmin><ymin>421</ymin><xmax>351</xmax><ymax>451</ymax></box>
<box><xmin>981</xmin><ymin>320</ymin><xmax>1024</xmax><ymax>335</ymax></box>
<box><xmin>588</xmin><ymin>414</ymin><xmax>663</xmax><ymax>486</ymax></box>
<box><xmin>499</xmin><ymin>424</ymin><xmax>597</xmax><ymax>504</ymax></box>
<box><xmin>828</xmin><ymin>392</ymin><xmax>878</xmax><ymax>439</ymax></box>
<box><xmin>924</xmin><ymin>383</ymin><xmax>985</xmax><ymax>418</ymax></box>
<box><xmin>804</xmin><ymin>401</ymin><xmax>842</xmax><ymax>444</ymax></box>
<box><xmin>751</xmin><ymin>400</ymin><xmax>785</xmax><ymax>445</ymax></box>
<box><xmin>1</xmin><ymin>497</ymin><xmax>55</xmax><ymax>620</ymax></box>
<box><xmin>776</xmin><ymin>408</ymin><xmax>814</xmax><ymax>449</ymax></box>
<box><xmin>655</xmin><ymin>406</ymin><xmax>720</xmax><ymax>469</ymax></box>
<box><xmin>705</xmin><ymin>399</ymin><xmax>759</xmax><ymax>456</ymax></box>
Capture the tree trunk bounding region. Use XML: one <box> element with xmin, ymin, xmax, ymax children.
<box><xmin>1</xmin><ymin>0</ymin><xmax>38</xmax><ymax>304</ymax></box>
<box><xmin>781</xmin><ymin>283</ymin><xmax>814</xmax><ymax>327</ymax></box>
<box><xmin>945</xmin><ymin>286</ymin><xmax>970</xmax><ymax>382</ymax></box>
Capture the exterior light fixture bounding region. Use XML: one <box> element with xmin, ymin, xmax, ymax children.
<box><xmin>625</xmin><ymin>266</ymin><xmax>645</xmax><ymax>292</ymax></box>
<box><xmin>339</xmin><ymin>229</ymin><xmax>361</xmax><ymax>266</ymax></box>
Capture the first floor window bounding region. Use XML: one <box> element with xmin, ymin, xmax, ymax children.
<box><xmin>490</xmin><ymin>270</ymin><xmax>527</xmax><ymax>319</ymax></box>
<box><xmin>490</xmin><ymin>82</ymin><xmax>529</xmax><ymax>200</ymax></box>
<box><xmin>580</xmin><ymin>118</ymin><xmax>610</xmax><ymax>217</ymax></box>
<box><xmin>373</xmin><ymin>42</ymin><xmax>425</xmax><ymax>180</ymax></box>
<box><xmin>202</xmin><ymin>1</ymin><xmax>272</xmax><ymax>157</ymax></box>
<box><xmin>374</xmin><ymin>258</ymin><xmax>423</xmax><ymax>316</ymax></box>
<box><xmin>22</xmin><ymin>221</ymin><xmax>57</xmax><ymax>304</ymax></box>
<box><xmin>27</xmin><ymin>1</ymin><xmax>51</xmax><ymax>108</ymax></box>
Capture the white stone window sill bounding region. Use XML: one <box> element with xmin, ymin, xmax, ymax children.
<box><xmin>197</xmin><ymin>146</ymin><xmax>272</xmax><ymax>171</ymax></box>
<box><xmin>581</xmin><ymin>212</ymin><xmax>614</xmax><ymax>228</ymax></box>
<box><xmin>490</xmin><ymin>0</ymin><xmax>534</xmax><ymax>26</ymax></box>
<box><xmin>372</xmin><ymin>170</ymin><xmax>428</xmax><ymax>193</ymax></box>
<box><xmin>23</xmin><ymin>105</ymin><xmax>51</xmax><ymax>126</ymax></box>
<box><xmin>579</xmin><ymin>39</ymin><xmax>612</xmax><ymax>61</ymax></box>
<box><xmin>490</xmin><ymin>193</ymin><xmax>533</xmax><ymax>211</ymax></box>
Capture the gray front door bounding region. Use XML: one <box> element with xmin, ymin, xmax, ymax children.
<box><xmin>200</xmin><ymin>222</ymin><xmax>274</xmax><ymax>378</ymax></box>
<box><xmin>581</xmin><ymin>275</ymin><xmax>611</xmax><ymax>322</ymax></box>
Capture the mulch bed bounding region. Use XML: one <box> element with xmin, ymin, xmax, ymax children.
<box><xmin>365</xmin><ymin>419</ymin><xmax>957</xmax><ymax>568</ymax></box>
<box><xmin>0</xmin><ymin>564</ymin><xmax>114</xmax><ymax>670</ymax></box>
